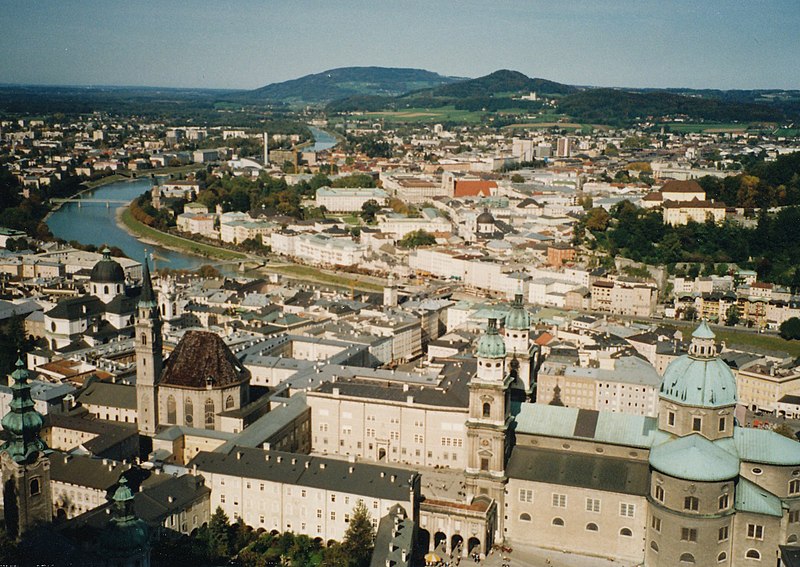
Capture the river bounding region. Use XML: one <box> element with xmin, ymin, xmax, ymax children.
<box><xmin>47</xmin><ymin>126</ymin><xmax>339</xmax><ymax>271</ymax></box>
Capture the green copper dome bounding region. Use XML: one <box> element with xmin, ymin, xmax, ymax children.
<box><xmin>1</xmin><ymin>359</ymin><xmax>47</xmax><ymax>463</ymax></box>
<box><xmin>98</xmin><ymin>476</ymin><xmax>150</xmax><ymax>559</ymax></box>
<box><xmin>659</xmin><ymin>322</ymin><xmax>736</xmax><ymax>408</ymax></box>
<box><xmin>477</xmin><ymin>318</ymin><xmax>506</xmax><ymax>359</ymax></box>
<box><xmin>505</xmin><ymin>293</ymin><xmax>530</xmax><ymax>331</ymax></box>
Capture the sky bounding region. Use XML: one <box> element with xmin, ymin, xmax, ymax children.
<box><xmin>1</xmin><ymin>0</ymin><xmax>798</xmax><ymax>91</ymax></box>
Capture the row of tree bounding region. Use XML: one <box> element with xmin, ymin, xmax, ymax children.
<box><xmin>153</xmin><ymin>504</ymin><xmax>375</xmax><ymax>567</ymax></box>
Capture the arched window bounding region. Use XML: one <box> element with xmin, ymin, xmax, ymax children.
<box><xmin>205</xmin><ymin>398</ymin><xmax>215</xmax><ymax>429</ymax></box>
<box><xmin>51</xmin><ymin>322</ymin><xmax>56</xmax><ymax>332</ymax></box>
<box><xmin>166</xmin><ymin>395</ymin><xmax>176</xmax><ymax>424</ymax></box>
<box><xmin>745</xmin><ymin>549</ymin><xmax>760</xmax><ymax>560</ymax></box>
<box><xmin>104</xmin><ymin>285</ymin><xmax>109</xmax><ymax>294</ymax></box>
<box><xmin>679</xmin><ymin>553</ymin><xmax>695</xmax><ymax>563</ymax></box>
<box><xmin>519</xmin><ymin>513</ymin><xmax>531</xmax><ymax>522</ymax></box>
<box><xmin>552</xmin><ymin>517</ymin><xmax>564</xmax><ymax>527</ymax></box>
<box><xmin>184</xmin><ymin>398</ymin><xmax>193</xmax><ymax>426</ymax></box>
<box><xmin>718</xmin><ymin>552</ymin><xmax>727</xmax><ymax>563</ymax></box>
<box><xmin>30</xmin><ymin>477</ymin><xmax>41</xmax><ymax>496</ymax></box>
<box><xmin>790</xmin><ymin>479</ymin><xmax>800</xmax><ymax>495</ymax></box>
<box><xmin>482</xmin><ymin>403</ymin><xmax>491</xmax><ymax>418</ymax></box>
<box><xmin>225</xmin><ymin>395</ymin><xmax>235</xmax><ymax>410</ymax></box>
<box><xmin>586</xmin><ymin>523</ymin><xmax>598</xmax><ymax>532</ymax></box>
<box><xmin>788</xmin><ymin>534</ymin><xmax>798</xmax><ymax>544</ymax></box>
<box><xmin>650</xmin><ymin>541</ymin><xmax>659</xmax><ymax>553</ymax></box>
<box><xmin>619</xmin><ymin>528</ymin><xmax>632</xmax><ymax>537</ymax></box>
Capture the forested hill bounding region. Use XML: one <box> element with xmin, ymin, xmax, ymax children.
<box><xmin>246</xmin><ymin>67</ymin><xmax>465</xmax><ymax>103</ymax></box>
<box><xmin>403</xmin><ymin>69</ymin><xmax>577</xmax><ymax>98</ymax></box>
<box><xmin>558</xmin><ymin>88</ymin><xmax>787</xmax><ymax>125</ymax></box>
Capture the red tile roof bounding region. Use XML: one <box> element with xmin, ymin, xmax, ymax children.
<box><xmin>453</xmin><ymin>180</ymin><xmax>496</xmax><ymax>198</ymax></box>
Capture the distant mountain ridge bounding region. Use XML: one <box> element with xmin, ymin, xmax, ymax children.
<box><xmin>247</xmin><ymin>66</ymin><xmax>466</xmax><ymax>103</ymax></box>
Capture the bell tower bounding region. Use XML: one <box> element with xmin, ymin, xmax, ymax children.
<box><xmin>135</xmin><ymin>256</ymin><xmax>162</xmax><ymax>436</ymax></box>
<box><xmin>465</xmin><ymin>318</ymin><xmax>513</xmax><ymax>542</ymax></box>
<box><xmin>1</xmin><ymin>359</ymin><xmax>52</xmax><ymax>539</ymax></box>
<box><xmin>504</xmin><ymin>290</ymin><xmax>535</xmax><ymax>398</ymax></box>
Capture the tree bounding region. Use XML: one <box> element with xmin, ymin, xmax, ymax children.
<box><xmin>725</xmin><ymin>305</ymin><xmax>740</xmax><ymax>327</ymax></box>
<box><xmin>360</xmin><ymin>199</ymin><xmax>381</xmax><ymax>223</ymax></box>
<box><xmin>780</xmin><ymin>318</ymin><xmax>800</xmax><ymax>341</ymax></box>
<box><xmin>584</xmin><ymin>207</ymin><xmax>610</xmax><ymax>232</ymax></box>
<box><xmin>683</xmin><ymin>306</ymin><xmax>698</xmax><ymax>322</ymax></box>
<box><xmin>398</xmin><ymin>230</ymin><xmax>436</xmax><ymax>249</ymax></box>
<box><xmin>208</xmin><ymin>506</ymin><xmax>232</xmax><ymax>561</ymax></box>
<box><xmin>510</xmin><ymin>173</ymin><xmax>524</xmax><ymax>183</ymax></box>
<box><xmin>342</xmin><ymin>501</ymin><xmax>375</xmax><ymax>567</ymax></box>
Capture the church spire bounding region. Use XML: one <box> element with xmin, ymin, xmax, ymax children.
<box><xmin>139</xmin><ymin>253</ymin><xmax>156</xmax><ymax>308</ymax></box>
<box><xmin>1</xmin><ymin>358</ymin><xmax>47</xmax><ymax>463</ymax></box>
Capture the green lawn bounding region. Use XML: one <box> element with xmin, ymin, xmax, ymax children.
<box><xmin>120</xmin><ymin>207</ymin><xmax>247</xmax><ymax>261</ymax></box>
<box><xmin>267</xmin><ymin>264</ymin><xmax>381</xmax><ymax>291</ymax></box>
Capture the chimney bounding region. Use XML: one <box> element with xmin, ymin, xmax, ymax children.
<box><xmin>349</xmin><ymin>466</ymin><xmax>354</xmax><ymax>474</ymax></box>
<box><xmin>304</xmin><ymin>461</ymin><xmax>310</xmax><ymax>469</ymax></box>
<box><xmin>320</xmin><ymin>462</ymin><xmax>326</xmax><ymax>469</ymax></box>
<box><xmin>277</xmin><ymin>456</ymin><xmax>282</xmax><ymax>463</ymax></box>
<box><xmin>168</xmin><ymin>496</ymin><xmax>174</xmax><ymax>503</ymax></box>
<box><xmin>390</xmin><ymin>475</ymin><xmax>396</xmax><ymax>483</ymax></box>
<box><xmin>237</xmin><ymin>451</ymin><xmax>243</xmax><ymax>460</ymax></box>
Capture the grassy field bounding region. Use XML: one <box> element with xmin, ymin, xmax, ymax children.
<box><xmin>665</xmin><ymin>320</ymin><xmax>800</xmax><ymax>357</ymax></box>
<box><xmin>83</xmin><ymin>174</ymin><xmax>131</xmax><ymax>189</ymax></box>
<box><xmin>364</xmin><ymin>106</ymin><xmax>484</xmax><ymax>123</ymax></box>
<box><xmin>655</xmin><ymin>122</ymin><xmax>773</xmax><ymax>134</ymax></box>
<box><xmin>120</xmin><ymin>207</ymin><xmax>247</xmax><ymax>261</ymax></box>
<box><xmin>711</xmin><ymin>329</ymin><xmax>800</xmax><ymax>357</ymax></box>
<box><xmin>267</xmin><ymin>264</ymin><xmax>382</xmax><ymax>292</ymax></box>
<box><xmin>774</xmin><ymin>128</ymin><xmax>800</xmax><ymax>137</ymax></box>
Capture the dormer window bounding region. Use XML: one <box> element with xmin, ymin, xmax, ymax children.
<box><xmin>692</xmin><ymin>417</ymin><xmax>702</xmax><ymax>432</ymax></box>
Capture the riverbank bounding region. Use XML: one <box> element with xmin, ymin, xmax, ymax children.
<box><xmin>118</xmin><ymin>205</ymin><xmax>247</xmax><ymax>262</ymax></box>
<box><xmin>117</xmin><ymin>203</ymin><xmax>381</xmax><ymax>291</ymax></box>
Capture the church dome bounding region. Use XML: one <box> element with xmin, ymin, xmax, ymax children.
<box><xmin>505</xmin><ymin>293</ymin><xmax>530</xmax><ymax>330</ymax></box>
<box><xmin>476</xmin><ymin>210</ymin><xmax>495</xmax><ymax>225</ymax></box>
<box><xmin>98</xmin><ymin>477</ymin><xmax>150</xmax><ymax>559</ymax></box>
<box><xmin>659</xmin><ymin>321</ymin><xmax>736</xmax><ymax>408</ymax></box>
<box><xmin>477</xmin><ymin>318</ymin><xmax>506</xmax><ymax>359</ymax></box>
<box><xmin>90</xmin><ymin>248</ymin><xmax>125</xmax><ymax>284</ymax></box>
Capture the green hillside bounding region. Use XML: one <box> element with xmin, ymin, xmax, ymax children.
<box><xmin>247</xmin><ymin>66</ymin><xmax>465</xmax><ymax>103</ymax></box>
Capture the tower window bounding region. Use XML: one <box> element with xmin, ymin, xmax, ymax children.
<box><xmin>790</xmin><ymin>479</ymin><xmax>800</xmax><ymax>495</ymax></box>
<box><xmin>692</xmin><ymin>417</ymin><xmax>702</xmax><ymax>431</ymax></box>
<box><xmin>225</xmin><ymin>395</ymin><xmax>235</xmax><ymax>410</ymax></box>
<box><xmin>480</xmin><ymin>458</ymin><xmax>489</xmax><ymax>471</ymax></box>
<box><xmin>668</xmin><ymin>411</ymin><xmax>675</xmax><ymax>426</ymax></box>
<box><xmin>140</xmin><ymin>333</ymin><xmax>147</xmax><ymax>346</ymax></box>
<box><xmin>482</xmin><ymin>403</ymin><xmax>491</xmax><ymax>418</ymax></box>
<box><xmin>684</xmin><ymin>496</ymin><xmax>699</xmax><ymax>511</ymax></box>
<box><xmin>654</xmin><ymin>485</ymin><xmax>664</xmax><ymax>502</ymax></box>
<box><xmin>30</xmin><ymin>477</ymin><xmax>41</xmax><ymax>496</ymax></box>
<box><xmin>719</xmin><ymin>416</ymin><xmax>726</xmax><ymax>432</ymax></box>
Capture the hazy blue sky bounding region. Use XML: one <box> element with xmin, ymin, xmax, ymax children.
<box><xmin>1</xmin><ymin>1</ymin><xmax>798</xmax><ymax>90</ymax></box>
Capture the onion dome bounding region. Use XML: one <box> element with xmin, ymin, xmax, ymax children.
<box><xmin>90</xmin><ymin>248</ymin><xmax>125</xmax><ymax>284</ymax></box>
<box><xmin>659</xmin><ymin>321</ymin><xmax>736</xmax><ymax>408</ymax></box>
<box><xmin>1</xmin><ymin>359</ymin><xmax>47</xmax><ymax>463</ymax></box>
<box><xmin>477</xmin><ymin>318</ymin><xmax>507</xmax><ymax>359</ymax></box>
<box><xmin>505</xmin><ymin>293</ymin><xmax>530</xmax><ymax>331</ymax></box>
<box><xmin>98</xmin><ymin>476</ymin><xmax>150</xmax><ymax>559</ymax></box>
